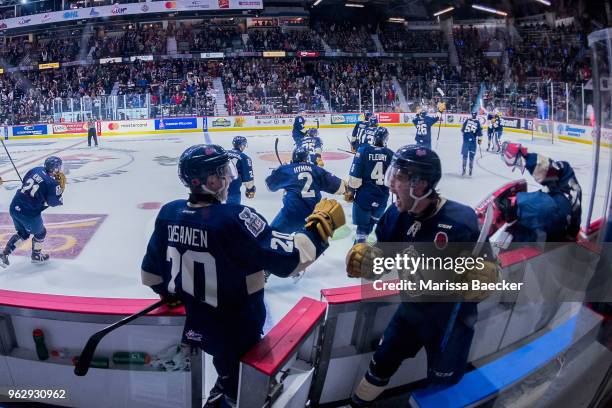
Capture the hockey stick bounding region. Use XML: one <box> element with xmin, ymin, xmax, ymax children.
<box><xmin>439</xmin><ymin>203</ymin><xmax>493</xmax><ymax>352</ymax></box>
<box><xmin>74</xmin><ymin>298</ymin><xmax>167</xmax><ymax>376</ymax></box>
<box><xmin>337</xmin><ymin>148</ymin><xmax>355</xmax><ymax>155</ymax></box>
<box><xmin>0</xmin><ymin>139</ymin><xmax>22</xmax><ymax>182</ymax></box>
<box><xmin>274</xmin><ymin>138</ymin><xmax>283</xmax><ymax>166</ymax></box>
<box><xmin>0</xmin><ymin>177</ymin><xmax>21</xmax><ymax>184</ymax></box>
<box><xmin>435</xmin><ymin>87</ymin><xmax>445</xmax><ymax>150</ymax></box>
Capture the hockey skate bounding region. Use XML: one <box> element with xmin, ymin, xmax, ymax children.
<box><xmin>462</xmin><ymin>168</ymin><xmax>466</xmax><ymax>176</ymax></box>
<box><xmin>0</xmin><ymin>253</ymin><xmax>9</xmax><ymax>268</ymax></box>
<box><xmin>31</xmin><ymin>250</ymin><xmax>50</xmax><ymax>264</ymax></box>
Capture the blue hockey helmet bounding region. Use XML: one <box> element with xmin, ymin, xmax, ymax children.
<box><xmin>232</xmin><ymin>135</ymin><xmax>248</xmax><ymax>150</ymax></box>
<box><xmin>364</xmin><ymin>111</ymin><xmax>373</xmax><ymax>121</ymax></box>
<box><xmin>385</xmin><ymin>145</ymin><xmax>442</xmax><ymax>191</ymax></box>
<box><xmin>305</xmin><ymin>128</ymin><xmax>319</xmax><ymax>138</ymax></box>
<box><xmin>178</xmin><ymin>144</ymin><xmax>237</xmax><ymax>200</ymax></box>
<box><xmin>369</xmin><ymin>116</ymin><xmax>379</xmax><ymax>127</ymax></box>
<box><xmin>292</xmin><ymin>146</ymin><xmax>310</xmax><ymax>163</ymax></box>
<box><xmin>419</xmin><ymin>110</ymin><xmax>427</xmax><ymax>118</ymax></box>
<box><xmin>372</xmin><ymin>127</ymin><xmax>389</xmax><ymax>146</ymax></box>
<box><xmin>44</xmin><ymin>156</ymin><xmax>63</xmax><ymax>175</ymax></box>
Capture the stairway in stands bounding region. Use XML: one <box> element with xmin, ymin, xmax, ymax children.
<box><xmin>212</xmin><ymin>77</ymin><xmax>229</xmax><ymax>116</ymax></box>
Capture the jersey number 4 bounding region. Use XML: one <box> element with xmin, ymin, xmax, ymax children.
<box><xmin>166</xmin><ymin>247</ymin><xmax>218</xmax><ymax>307</ymax></box>
<box><xmin>370</xmin><ymin>162</ymin><xmax>385</xmax><ymax>185</ymax></box>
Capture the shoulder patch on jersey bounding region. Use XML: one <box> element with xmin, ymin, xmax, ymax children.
<box><xmin>355</xmin><ymin>151</ymin><xmax>361</xmax><ymax>158</ymax></box>
<box><xmin>185</xmin><ymin>329</ymin><xmax>202</xmax><ymax>342</ymax></box>
<box><xmin>239</xmin><ymin>207</ymin><xmax>266</xmax><ymax>237</ymax></box>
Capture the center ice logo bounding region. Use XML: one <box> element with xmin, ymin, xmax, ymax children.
<box><xmin>0</xmin><ymin>213</ymin><xmax>107</xmax><ymax>260</ymax></box>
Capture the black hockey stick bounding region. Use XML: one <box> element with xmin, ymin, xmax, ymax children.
<box><xmin>434</xmin><ymin>87</ymin><xmax>445</xmax><ymax>150</ymax></box>
<box><xmin>274</xmin><ymin>138</ymin><xmax>283</xmax><ymax>166</ymax></box>
<box><xmin>337</xmin><ymin>148</ymin><xmax>355</xmax><ymax>155</ymax></box>
<box><xmin>74</xmin><ymin>299</ymin><xmax>166</xmax><ymax>376</ymax></box>
<box><xmin>0</xmin><ymin>138</ymin><xmax>22</xmax><ymax>182</ymax></box>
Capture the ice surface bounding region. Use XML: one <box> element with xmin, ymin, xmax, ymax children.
<box><xmin>0</xmin><ymin>127</ymin><xmax>607</xmax><ymax>328</ymax></box>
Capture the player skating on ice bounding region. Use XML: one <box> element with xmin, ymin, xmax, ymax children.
<box><xmin>345</xmin><ymin>127</ymin><xmax>393</xmax><ymax>244</ymax></box>
<box><xmin>460</xmin><ymin>111</ymin><xmax>483</xmax><ymax>176</ymax></box>
<box><xmin>226</xmin><ymin>136</ymin><xmax>255</xmax><ymax>205</ymax></box>
<box><xmin>350</xmin><ymin>111</ymin><xmax>373</xmax><ymax>153</ymax></box>
<box><xmin>292</xmin><ymin>110</ymin><xmax>307</xmax><ymax>143</ymax></box>
<box><xmin>296</xmin><ymin>128</ymin><xmax>324</xmax><ymax>167</ymax></box>
<box><xmin>412</xmin><ymin>107</ymin><xmax>441</xmax><ymax>149</ymax></box>
<box><xmin>141</xmin><ymin>144</ymin><xmax>345</xmax><ymax>407</ymax></box>
<box><xmin>498</xmin><ymin>142</ymin><xmax>582</xmax><ymax>243</ymax></box>
<box><xmin>0</xmin><ymin>156</ymin><xmax>66</xmax><ymax>267</ymax></box>
<box><xmin>345</xmin><ymin>145</ymin><xmax>498</xmax><ymax>407</ymax></box>
<box><xmin>351</xmin><ymin>116</ymin><xmax>379</xmax><ymax>152</ymax></box>
<box><xmin>486</xmin><ymin>110</ymin><xmax>503</xmax><ymax>152</ymax></box>
<box><xmin>266</xmin><ymin>146</ymin><xmax>347</xmax><ymax>234</ymax></box>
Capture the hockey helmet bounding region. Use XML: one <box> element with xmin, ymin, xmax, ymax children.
<box><xmin>292</xmin><ymin>146</ymin><xmax>310</xmax><ymax>163</ymax></box>
<box><xmin>232</xmin><ymin>136</ymin><xmax>248</xmax><ymax>150</ymax></box>
<box><xmin>178</xmin><ymin>144</ymin><xmax>237</xmax><ymax>201</ymax></box>
<box><xmin>372</xmin><ymin>127</ymin><xmax>389</xmax><ymax>146</ymax></box>
<box><xmin>44</xmin><ymin>156</ymin><xmax>63</xmax><ymax>175</ymax></box>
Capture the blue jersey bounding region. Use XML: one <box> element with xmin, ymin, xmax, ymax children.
<box><xmin>461</xmin><ymin>118</ymin><xmax>482</xmax><ymax>143</ymax></box>
<box><xmin>11</xmin><ymin>167</ymin><xmax>63</xmax><ymax>216</ymax></box>
<box><xmin>292</xmin><ymin>116</ymin><xmax>306</xmax><ymax>141</ymax></box>
<box><xmin>266</xmin><ymin>162</ymin><xmax>343</xmax><ymax>219</ymax></box>
<box><xmin>227</xmin><ymin>149</ymin><xmax>254</xmax><ymax>197</ymax></box>
<box><xmin>141</xmin><ymin>201</ymin><xmax>325</xmax><ymax>352</ymax></box>
<box><xmin>413</xmin><ymin>115</ymin><xmax>439</xmax><ymax>141</ymax></box>
<box><xmin>351</xmin><ymin>121</ymin><xmax>369</xmax><ymax>150</ymax></box>
<box><xmin>491</xmin><ymin>115</ymin><xmax>503</xmax><ymax>133</ymax></box>
<box><xmin>297</xmin><ymin>136</ymin><xmax>323</xmax><ymax>164</ymax></box>
<box><xmin>349</xmin><ymin>144</ymin><xmax>394</xmax><ymax>211</ymax></box>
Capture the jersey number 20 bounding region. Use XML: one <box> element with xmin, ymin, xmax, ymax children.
<box><xmin>166</xmin><ymin>247</ymin><xmax>218</xmax><ymax>307</ymax></box>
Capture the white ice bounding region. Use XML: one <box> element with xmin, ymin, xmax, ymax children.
<box><xmin>0</xmin><ymin>127</ymin><xmax>608</xmax><ymax>328</ymax></box>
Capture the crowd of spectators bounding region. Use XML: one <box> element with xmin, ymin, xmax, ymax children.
<box><xmin>379</xmin><ymin>25</ymin><xmax>446</xmax><ymax>53</ymax></box>
<box><xmin>245</xmin><ymin>27</ymin><xmax>324</xmax><ymax>52</ymax></box>
<box><xmin>175</xmin><ymin>23</ymin><xmax>241</xmax><ymax>53</ymax></box>
<box><xmin>314</xmin><ymin>21</ymin><xmax>377</xmax><ymax>53</ymax></box>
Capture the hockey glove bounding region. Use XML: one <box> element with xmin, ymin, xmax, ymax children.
<box><xmin>161</xmin><ymin>294</ymin><xmax>183</xmax><ymax>309</ymax></box>
<box><xmin>54</xmin><ymin>172</ymin><xmax>66</xmax><ymax>191</ymax></box>
<box><xmin>477</xmin><ymin>137</ymin><xmax>482</xmax><ymax>145</ymax></box>
<box><xmin>437</xmin><ymin>102</ymin><xmax>446</xmax><ymax>113</ymax></box>
<box><xmin>455</xmin><ymin>258</ymin><xmax>501</xmax><ymax>302</ymax></box>
<box><xmin>316</xmin><ymin>156</ymin><xmax>325</xmax><ymax>167</ymax></box>
<box><xmin>245</xmin><ymin>187</ymin><xmax>256</xmax><ymax>199</ymax></box>
<box><xmin>346</xmin><ymin>243</ymin><xmax>383</xmax><ymax>279</ymax></box>
<box><xmin>304</xmin><ymin>198</ymin><xmax>345</xmax><ymax>243</ymax></box>
<box><xmin>501</xmin><ymin>142</ymin><xmax>528</xmax><ymax>171</ymax></box>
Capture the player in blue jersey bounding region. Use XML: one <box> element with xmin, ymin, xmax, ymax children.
<box><xmin>226</xmin><ymin>136</ymin><xmax>255</xmax><ymax>205</ymax></box>
<box><xmin>296</xmin><ymin>128</ymin><xmax>324</xmax><ymax>167</ymax></box>
<box><xmin>345</xmin><ymin>145</ymin><xmax>498</xmax><ymax>407</ymax></box>
<box><xmin>141</xmin><ymin>144</ymin><xmax>345</xmax><ymax>408</ymax></box>
<box><xmin>0</xmin><ymin>156</ymin><xmax>66</xmax><ymax>267</ymax></box>
<box><xmin>460</xmin><ymin>112</ymin><xmax>483</xmax><ymax>176</ymax></box>
<box><xmin>345</xmin><ymin>127</ymin><xmax>394</xmax><ymax>244</ymax></box>
<box><xmin>500</xmin><ymin>142</ymin><xmax>582</xmax><ymax>243</ymax></box>
<box><xmin>412</xmin><ymin>109</ymin><xmax>440</xmax><ymax>149</ymax></box>
<box><xmin>266</xmin><ymin>146</ymin><xmax>347</xmax><ymax>234</ymax></box>
<box><xmin>350</xmin><ymin>111</ymin><xmax>373</xmax><ymax>152</ymax></box>
<box><xmin>486</xmin><ymin>112</ymin><xmax>495</xmax><ymax>151</ymax></box>
<box><xmin>487</xmin><ymin>111</ymin><xmax>503</xmax><ymax>152</ymax></box>
<box><xmin>292</xmin><ymin>111</ymin><xmax>307</xmax><ymax>143</ymax></box>
<box><xmin>351</xmin><ymin>116</ymin><xmax>379</xmax><ymax>152</ymax></box>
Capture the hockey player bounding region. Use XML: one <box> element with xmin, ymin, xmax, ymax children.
<box><xmin>500</xmin><ymin>142</ymin><xmax>582</xmax><ymax>242</ymax></box>
<box><xmin>141</xmin><ymin>144</ymin><xmax>345</xmax><ymax>407</ymax></box>
<box><xmin>226</xmin><ymin>136</ymin><xmax>255</xmax><ymax>205</ymax></box>
<box><xmin>297</xmin><ymin>128</ymin><xmax>324</xmax><ymax>167</ymax></box>
<box><xmin>460</xmin><ymin>112</ymin><xmax>483</xmax><ymax>176</ymax></box>
<box><xmin>345</xmin><ymin>145</ymin><xmax>498</xmax><ymax>407</ymax></box>
<box><xmin>487</xmin><ymin>111</ymin><xmax>503</xmax><ymax>152</ymax></box>
<box><xmin>486</xmin><ymin>112</ymin><xmax>495</xmax><ymax>151</ymax></box>
<box><xmin>0</xmin><ymin>156</ymin><xmax>66</xmax><ymax>267</ymax></box>
<box><xmin>345</xmin><ymin>127</ymin><xmax>393</xmax><ymax>244</ymax></box>
<box><xmin>292</xmin><ymin>111</ymin><xmax>307</xmax><ymax>143</ymax></box>
<box><xmin>351</xmin><ymin>116</ymin><xmax>379</xmax><ymax>152</ymax></box>
<box><xmin>412</xmin><ymin>107</ymin><xmax>441</xmax><ymax>149</ymax></box>
<box><xmin>266</xmin><ymin>146</ymin><xmax>347</xmax><ymax>234</ymax></box>
<box><xmin>350</xmin><ymin>111</ymin><xmax>373</xmax><ymax>153</ymax></box>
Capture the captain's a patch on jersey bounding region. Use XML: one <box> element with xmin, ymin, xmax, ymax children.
<box><xmin>239</xmin><ymin>207</ymin><xmax>266</xmax><ymax>237</ymax></box>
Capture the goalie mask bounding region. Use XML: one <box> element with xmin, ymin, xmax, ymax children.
<box><xmin>384</xmin><ymin>145</ymin><xmax>441</xmax><ymax>214</ymax></box>
<box><xmin>178</xmin><ymin>144</ymin><xmax>237</xmax><ymax>203</ymax></box>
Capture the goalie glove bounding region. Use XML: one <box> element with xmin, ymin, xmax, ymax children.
<box><xmin>245</xmin><ymin>186</ymin><xmax>256</xmax><ymax>199</ymax></box>
<box><xmin>54</xmin><ymin>171</ymin><xmax>66</xmax><ymax>191</ymax></box>
<box><xmin>304</xmin><ymin>198</ymin><xmax>345</xmax><ymax>243</ymax></box>
<box><xmin>346</xmin><ymin>243</ymin><xmax>383</xmax><ymax>279</ymax></box>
